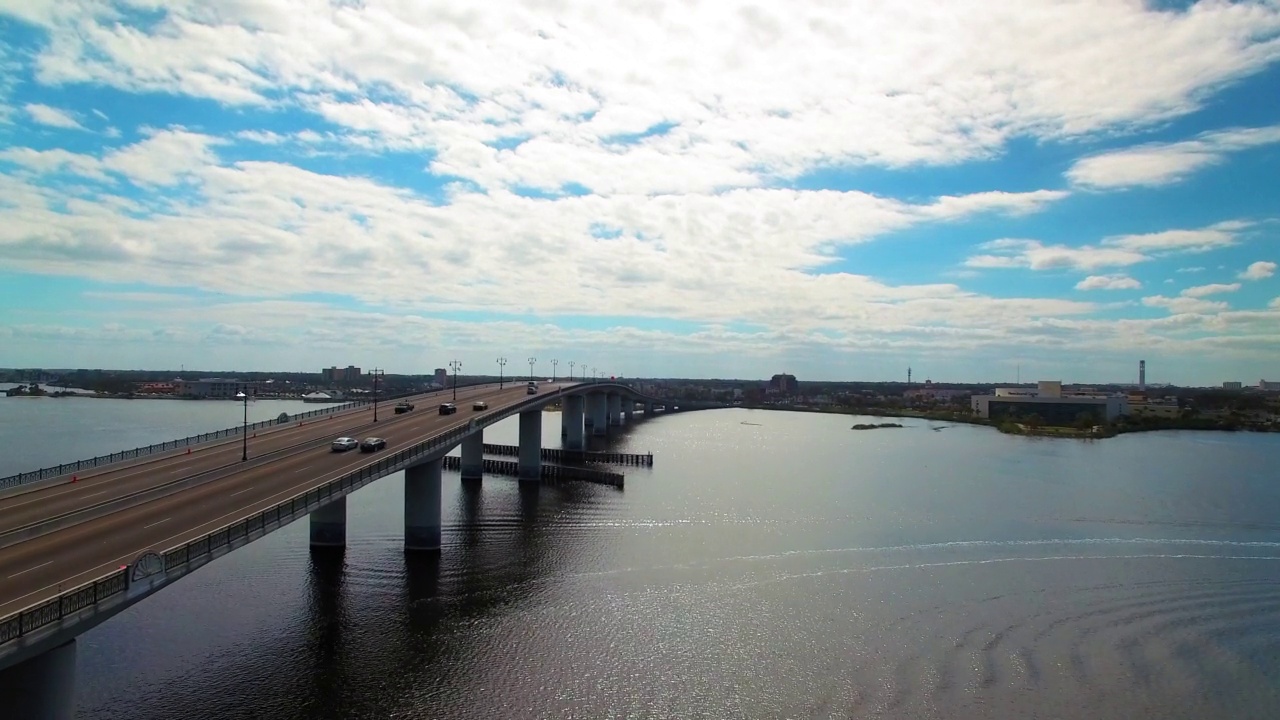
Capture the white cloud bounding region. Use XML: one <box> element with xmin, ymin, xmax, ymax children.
<box><xmin>1176</xmin><ymin>266</ymin><xmax>1205</xmax><ymax>273</ymax></box>
<box><xmin>1067</xmin><ymin>124</ymin><xmax>1280</xmax><ymax>189</ymax></box>
<box><xmin>24</xmin><ymin>103</ymin><xmax>85</xmax><ymax>130</ymax></box>
<box><xmin>1076</xmin><ymin>274</ymin><xmax>1141</xmax><ymax>291</ymax></box>
<box><xmin>8</xmin><ymin>0</ymin><xmax>1280</xmax><ymax>195</ymax></box>
<box><xmin>1240</xmin><ymin>260</ymin><xmax>1276</xmax><ymax>280</ymax></box>
<box><xmin>1142</xmin><ymin>295</ymin><xmax>1230</xmax><ymax>315</ymax></box>
<box><xmin>1181</xmin><ymin>283</ymin><xmax>1241</xmax><ymax>298</ymax></box>
<box><xmin>1101</xmin><ymin>222</ymin><xmax>1245</xmax><ymax>254</ymax></box>
<box><xmin>964</xmin><ymin>221</ymin><xmax>1253</xmax><ymax>273</ymax></box>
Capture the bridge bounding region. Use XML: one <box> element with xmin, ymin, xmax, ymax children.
<box><xmin>0</xmin><ymin>379</ymin><xmax>726</xmax><ymax>717</ymax></box>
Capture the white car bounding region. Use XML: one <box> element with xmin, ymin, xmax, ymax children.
<box><xmin>331</xmin><ymin>437</ymin><xmax>358</xmax><ymax>452</ymax></box>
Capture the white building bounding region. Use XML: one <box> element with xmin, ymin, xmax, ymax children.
<box><xmin>971</xmin><ymin>380</ymin><xmax>1128</xmax><ymax>423</ymax></box>
<box><xmin>176</xmin><ymin>378</ymin><xmax>258</xmax><ymax>399</ymax></box>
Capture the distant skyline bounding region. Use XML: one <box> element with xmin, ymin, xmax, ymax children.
<box><xmin>1</xmin><ymin>1</ymin><xmax>1277</xmax><ymax>385</ymax></box>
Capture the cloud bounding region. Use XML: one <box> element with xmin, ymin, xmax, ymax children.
<box><xmin>1142</xmin><ymin>295</ymin><xmax>1230</xmax><ymax>315</ymax></box>
<box><xmin>7</xmin><ymin>1</ymin><xmax>1280</xmax><ymax>195</ymax></box>
<box><xmin>1240</xmin><ymin>260</ymin><xmax>1276</xmax><ymax>280</ymax></box>
<box><xmin>1180</xmin><ymin>283</ymin><xmax>1241</xmax><ymax>298</ymax></box>
<box><xmin>1067</xmin><ymin>124</ymin><xmax>1280</xmax><ymax>189</ymax></box>
<box><xmin>964</xmin><ymin>221</ymin><xmax>1251</xmax><ymax>272</ymax></box>
<box><xmin>24</xmin><ymin>103</ymin><xmax>84</xmax><ymax>130</ymax></box>
<box><xmin>1176</xmin><ymin>266</ymin><xmax>1205</xmax><ymax>273</ymax></box>
<box><xmin>1076</xmin><ymin>274</ymin><xmax>1141</xmax><ymax>291</ymax></box>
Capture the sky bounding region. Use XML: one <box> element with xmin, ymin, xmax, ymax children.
<box><xmin>0</xmin><ymin>1</ymin><xmax>1277</xmax><ymax>386</ymax></box>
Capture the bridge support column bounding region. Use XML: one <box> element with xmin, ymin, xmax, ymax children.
<box><xmin>309</xmin><ymin>495</ymin><xmax>346</xmax><ymax>548</ymax></box>
<box><xmin>0</xmin><ymin>638</ymin><xmax>76</xmax><ymax>720</ymax></box>
<box><xmin>563</xmin><ymin>394</ymin><xmax>585</xmax><ymax>450</ymax></box>
<box><xmin>624</xmin><ymin>399</ymin><xmax>634</xmax><ymax>423</ymax></box>
<box><xmin>404</xmin><ymin>459</ymin><xmax>442</xmax><ymax>552</ymax></box>
<box><xmin>645</xmin><ymin>401</ymin><xmax>655</xmax><ymax>415</ymax></box>
<box><xmin>591</xmin><ymin>393</ymin><xmax>608</xmax><ymax>436</ymax></box>
<box><xmin>460</xmin><ymin>431</ymin><xmax>483</xmax><ymax>481</ymax></box>
<box><xmin>518</xmin><ymin>410</ymin><xmax>542</xmax><ymax>482</ymax></box>
<box><xmin>607</xmin><ymin>393</ymin><xmax>622</xmax><ymax>426</ymax></box>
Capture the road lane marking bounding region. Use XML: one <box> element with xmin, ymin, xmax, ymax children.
<box><xmin>8</xmin><ymin>561</ymin><xmax>52</xmax><ymax>579</ymax></box>
<box><xmin>230</xmin><ymin>487</ymin><xmax>254</xmax><ymax>496</ymax></box>
<box><xmin>142</xmin><ymin>517</ymin><xmax>171</xmax><ymax>529</ymax></box>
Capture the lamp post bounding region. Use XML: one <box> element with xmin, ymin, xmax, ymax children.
<box><xmin>450</xmin><ymin>360</ymin><xmax>461</xmax><ymax>402</ymax></box>
<box><xmin>496</xmin><ymin>357</ymin><xmax>507</xmax><ymax>389</ymax></box>
<box><xmin>371</xmin><ymin>368</ymin><xmax>383</xmax><ymax>422</ymax></box>
<box><xmin>527</xmin><ymin>356</ymin><xmax>537</xmax><ymax>382</ymax></box>
<box><xmin>235</xmin><ymin>391</ymin><xmax>249</xmax><ymax>462</ymax></box>
<box><xmin>568</xmin><ymin>361</ymin><xmax>575</xmax><ymax>381</ymax></box>
<box><xmin>551</xmin><ymin>359</ymin><xmax>558</xmax><ymax>383</ymax></box>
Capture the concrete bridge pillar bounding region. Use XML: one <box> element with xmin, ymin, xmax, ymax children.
<box><xmin>0</xmin><ymin>638</ymin><xmax>76</xmax><ymax>720</ymax></box>
<box><xmin>645</xmin><ymin>401</ymin><xmax>655</xmax><ymax>415</ymax></box>
<box><xmin>563</xmin><ymin>394</ymin><xmax>585</xmax><ymax>450</ymax></box>
<box><xmin>607</xmin><ymin>393</ymin><xmax>622</xmax><ymax>426</ymax></box>
<box><xmin>624</xmin><ymin>398</ymin><xmax>634</xmax><ymax>423</ymax></box>
<box><xmin>518</xmin><ymin>409</ymin><xmax>542</xmax><ymax>481</ymax></box>
<box><xmin>404</xmin><ymin>458</ymin><xmax>442</xmax><ymax>552</ymax></box>
<box><xmin>309</xmin><ymin>495</ymin><xmax>346</xmax><ymax>548</ymax></box>
<box><xmin>460</xmin><ymin>431</ymin><xmax>483</xmax><ymax>481</ymax></box>
<box><xmin>591</xmin><ymin>393</ymin><xmax>608</xmax><ymax>436</ymax></box>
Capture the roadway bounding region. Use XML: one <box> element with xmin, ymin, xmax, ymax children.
<box><xmin>0</xmin><ymin>383</ymin><xmax>570</xmax><ymax>619</ymax></box>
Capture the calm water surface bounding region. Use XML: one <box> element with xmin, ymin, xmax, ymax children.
<box><xmin>2</xmin><ymin>396</ymin><xmax>1279</xmax><ymax>719</ymax></box>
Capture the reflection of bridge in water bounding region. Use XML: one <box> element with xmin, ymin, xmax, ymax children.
<box><xmin>0</xmin><ymin>380</ymin><xmax>726</xmax><ymax>718</ymax></box>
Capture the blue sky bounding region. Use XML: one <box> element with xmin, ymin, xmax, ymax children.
<box><xmin>0</xmin><ymin>1</ymin><xmax>1277</xmax><ymax>385</ymax></box>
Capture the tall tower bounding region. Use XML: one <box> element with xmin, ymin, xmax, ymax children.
<box><xmin>907</xmin><ymin>367</ymin><xmax>912</xmax><ymax>385</ymax></box>
<box><xmin>1139</xmin><ymin>360</ymin><xmax>1146</xmax><ymax>390</ymax></box>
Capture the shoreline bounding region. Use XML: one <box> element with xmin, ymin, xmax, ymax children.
<box><xmin>734</xmin><ymin>403</ymin><xmax>1278</xmax><ymax>439</ymax></box>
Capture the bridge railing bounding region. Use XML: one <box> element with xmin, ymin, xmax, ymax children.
<box><xmin>0</xmin><ymin>383</ymin><xmax>512</xmax><ymax>493</ymax></box>
<box><xmin>0</xmin><ymin>384</ymin><xmax>586</xmax><ymax>650</ymax></box>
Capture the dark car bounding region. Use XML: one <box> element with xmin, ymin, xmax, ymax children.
<box><xmin>360</xmin><ymin>437</ymin><xmax>386</xmax><ymax>452</ymax></box>
<box><xmin>439</xmin><ymin>403</ymin><xmax>457</xmax><ymax>415</ymax></box>
<box><xmin>394</xmin><ymin>402</ymin><xmax>414</xmax><ymax>414</ymax></box>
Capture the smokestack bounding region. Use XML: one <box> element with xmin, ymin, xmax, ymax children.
<box><xmin>1139</xmin><ymin>360</ymin><xmax>1146</xmax><ymax>390</ymax></box>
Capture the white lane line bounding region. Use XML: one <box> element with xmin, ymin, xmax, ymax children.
<box><xmin>8</xmin><ymin>561</ymin><xmax>52</xmax><ymax>579</ymax></box>
<box><xmin>230</xmin><ymin>487</ymin><xmax>254</xmax><ymax>497</ymax></box>
<box><xmin>82</xmin><ymin>489</ymin><xmax>114</xmax><ymax>499</ymax></box>
<box><xmin>293</xmin><ymin>464</ymin><xmax>317</xmax><ymax>474</ymax></box>
<box><xmin>142</xmin><ymin>517</ymin><xmax>171</xmax><ymax>529</ymax></box>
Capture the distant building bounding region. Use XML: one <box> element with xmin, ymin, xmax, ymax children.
<box><xmin>434</xmin><ymin>368</ymin><xmax>449</xmax><ymax>387</ymax></box>
<box><xmin>768</xmin><ymin>373</ymin><xmax>798</xmax><ymax>395</ymax></box>
<box><xmin>321</xmin><ymin>365</ymin><xmax>361</xmax><ymax>383</ymax></box>
<box><xmin>970</xmin><ymin>379</ymin><xmax>1128</xmax><ymax>423</ymax></box>
<box><xmin>1260</xmin><ymin>380</ymin><xmax>1280</xmax><ymax>391</ymax></box>
<box><xmin>1223</xmin><ymin>381</ymin><xmax>1243</xmax><ymax>390</ymax></box>
<box><xmin>176</xmin><ymin>378</ymin><xmax>258</xmax><ymax>399</ymax></box>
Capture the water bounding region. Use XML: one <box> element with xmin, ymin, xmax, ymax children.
<box><xmin>2</xmin><ymin>397</ymin><xmax>1279</xmax><ymax>719</ymax></box>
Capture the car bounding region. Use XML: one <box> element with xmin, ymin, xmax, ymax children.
<box><xmin>472</xmin><ymin>400</ymin><xmax>488</xmax><ymax>411</ymax></box>
<box><xmin>394</xmin><ymin>402</ymin><xmax>414</xmax><ymax>414</ymax></box>
<box><xmin>526</xmin><ymin>384</ymin><xmax>538</xmax><ymax>395</ymax></box>
<box><xmin>331</xmin><ymin>437</ymin><xmax>358</xmax><ymax>452</ymax></box>
<box><xmin>360</xmin><ymin>437</ymin><xmax>387</xmax><ymax>452</ymax></box>
<box><xmin>439</xmin><ymin>402</ymin><xmax>457</xmax><ymax>415</ymax></box>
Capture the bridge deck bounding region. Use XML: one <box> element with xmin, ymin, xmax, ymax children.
<box><xmin>0</xmin><ymin>383</ymin><xmax>572</xmax><ymax>620</ymax></box>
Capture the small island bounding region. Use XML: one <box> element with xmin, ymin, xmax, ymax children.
<box><xmin>851</xmin><ymin>422</ymin><xmax>903</xmax><ymax>430</ymax></box>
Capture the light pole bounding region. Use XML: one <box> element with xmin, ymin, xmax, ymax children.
<box><xmin>450</xmin><ymin>360</ymin><xmax>461</xmax><ymax>402</ymax></box>
<box><xmin>528</xmin><ymin>356</ymin><xmax>536</xmax><ymax>382</ymax></box>
<box><xmin>496</xmin><ymin>357</ymin><xmax>507</xmax><ymax>389</ymax></box>
<box><xmin>551</xmin><ymin>359</ymin><xmax>558</xmax><ymax>383</ymax></box>
<box><xmin>568</xmin><ymin>361</ymin><xmax>575</xmax><ymax>381</ymax></box>
<box><xmin>235</xmin><ymin>391</ymin><xmax>249</xmax><ymax>462</ymax></box>
<box><xmin>371</xmin><ymin>368</ymin><xmax>383</xmax><ymax>422</ymax></box>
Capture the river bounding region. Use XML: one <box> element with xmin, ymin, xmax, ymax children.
<box><xmin>1</xmin><ymin>394</ymin><xmax>1278</xmax><ymax>719</ymax></box>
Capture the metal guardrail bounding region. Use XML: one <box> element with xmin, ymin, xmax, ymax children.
<box><xmin>0</xmin><ymin>383</ymin><xmax>606</xmax><ymax>651</ymax></box>
<box><xmin>0</xmin><ymin>383</ymin><xmax>511</xmax><ymax>492</ymax></box>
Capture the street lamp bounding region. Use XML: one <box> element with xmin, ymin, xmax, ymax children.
<box><xmin>527</xmin><ymin>356</ymin><xmax>537</xmax><ymax>382</ymax></box>
<box><xmin>551</xmin><ymin>359</ymin><xmax>558</xmax><ymax>383</ymax></box>
<box><xmin>496</xmin><ymin>357</ymin><xmax>507</xmax><ymax>389</ymax></box>
<box><xmin>568</xmin><ymin>361</ymin><xmax>575</xmax><ymax>381</ymax></box>
<box><xmin>235</xmin><ymin>391</ymin><xmax>249</xmax><ymax>462</ymax></box>
<box><xmin>371</xmin><ymin>368</ymin><xmax>383</xmax><ymax>422</ymax></box>
<box><xmin>450</xmin><ymin>360</ymin><xmax>461</xmax><ymax>402</ymax></box>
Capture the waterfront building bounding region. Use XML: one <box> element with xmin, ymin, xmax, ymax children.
<box><xmin>175</xmin><ymin>378</ymin><xmax>258</xmax><ymax>399</ymax></box>
<box><xmin>970</xmin><ymin>380</ymin><xmax>1128</xmax><ymax>423</ymax></box>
